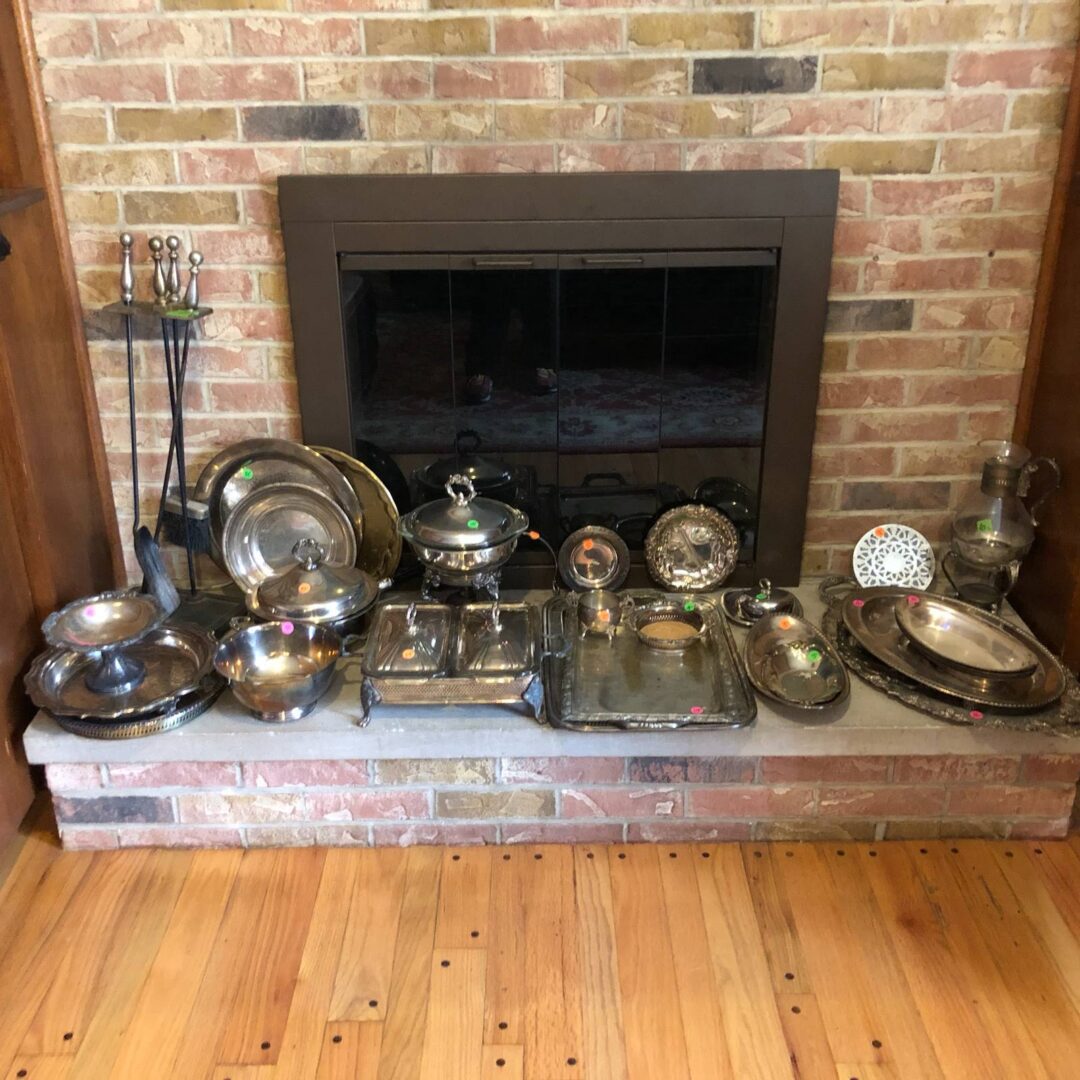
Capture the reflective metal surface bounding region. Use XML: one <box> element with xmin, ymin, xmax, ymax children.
<box><xmin>223</xmin><ymin>482</ymin><xmax>357</xmax><ymax>595</ymax></box>
<box><xmin>721</xmin><ymin>579</ymin><xmax>803</xmax><ymax>627</ymax></box>
<box><xmin>557</xmin><ymin>526</ymin><xmax>630</xmax><ymax>591</ymax></box>
<box><xmin>43</xmin><ymin>591</ymin><xmax>164</xmax><ymax>652</ymax></box>
<box><xmin>214</xmin><ymin>620</ymin><xmax>342</xmax><ymax>723</ymax></box>
<box><xmin>453</xmin><ymin>602</ymin><xmax>539</xmax><ymax>676</ymax></box>
<box><xmin>543</xmin><ymin>591</ymin><xmax>755</xmax><ymax>730</ymax></box>
<box><xmin>310</xmin><ymin>445</ymin><xmax>402</xmax><ymax>580</ymax></box>
<box><xmin>577</xmin><ymin>589</ymin><xmax>632</xmax><ymax>641</ymax></box>
<box><xmin>895</xmin><ymin>593</ymin><xmax>1039</xmax><ymax>678</ymax></box>
<box><xmin>196</xmin><ymin>438</ymin><xmax>362</xmax><ymax>565</ymax></box>
<box><xmin>841</xmin><ymin>587</ymin><xmax>1065</xmax><ymax>710</ymax></box>
<box><xmin>26</xmin><ymin>623</ymin><xmax>216</xmax><ymax>720</ymax></box>
<box><xmin>644</xmin><ymin>504</ymin><xmax>739</xmax><ymax>592</ymax></box>
<box><xmin>633</xmin><ymin>603</ymin><xmax>707</xmax><ymax>652</ymax></box>
<box><xmin>400</xmin><ymin>475</ymin><xmax>529</xmax><ymax>550</ymax></box>
<box><xmin>744</xmin><ymin>613</ymin><xmax>849</xmax><ymax>710</ymax></box>
<box><xmin>363</xmin><ymin>602</ymin><xmax>453</xmax><ymax>677</ymax></box>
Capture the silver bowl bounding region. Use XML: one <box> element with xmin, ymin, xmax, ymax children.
<box><xmin>214</xmin><ymin>620</ymin><xmax>342</xmax><ymax>722</ymax></box>
<box><xmin>577</xmin><ymin>590</ymin><xmax>632</xmax><ymax>641</ymax></box>
<box><xmin>744</xmin><ymin>614</ymin><xmax>849</xmax><ymax>709</ymax></box>
<box><xmin>632</xmin><ymin>604</ymin><xmax>707</xmax><ymax>652</ymax></box>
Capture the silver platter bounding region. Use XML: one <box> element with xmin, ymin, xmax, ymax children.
<box><xmin>720</xmin><ymin>588</ymin><xmax>803</xmax><ymax>628</ymax></box>
<box><xmin>222</xmin><ymin>482</ymin><xmax>357</xmax><ymax>595</ymax></box>
<box><xmin>52</xmin><ymin>675</ymin><xmax>224</xmax><ymax>739</ymax></box>
<box><xmin>26</xmin><ymin>623</ymin><xmax>216</xmax><ymax>720</ymax></box>
<box><xmin>43</xmin><ymin>591</ymin><xmax>163</xmax><ymax>652</ymax></box>
<box><xmin>744</xmin><ymin>613</ymin><xmax>849</xmax><ymax>710</ymax></box>
<box><xmin>644</xmin><ymin>504</ymin><xmax>739</xmax><ymax>592</ymax></box>
<box><xmin>842</xmin><ymin>587</ymin><xmax>1065</xmax><ymax>711</ymax></box>
<box><xmin>557</xmin><ymin>526</ymin><xmax>630</xmax><ymax>592</ymax></box>
<box><xmin>894</xmin><ymin>593</ymin><xmax>1039</xmax><ymax>678</ymax></box>
<box><xmin>195</xmin><ymin>438</ymin><xmax>362</xmax><ymax>567</ymax></box>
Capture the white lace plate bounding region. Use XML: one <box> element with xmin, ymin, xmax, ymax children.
<box><xmin>852</xmin><ymin>523</ymin><xmax>935</xmax><ymax>590</ymax></box>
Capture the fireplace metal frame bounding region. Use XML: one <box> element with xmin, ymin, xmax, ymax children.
<box><xmin>279</xmin><ymin>171</ymin><xmax>838</xmax><ymax>585</ymax></box>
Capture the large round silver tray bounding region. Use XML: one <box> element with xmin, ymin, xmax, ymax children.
<box><xmin>195</xmin><ymin>438</ymin><xmax>362</xmax><ymax>567</ymax></box>
<box><xmin>222</xmin><ymin>482</ymin><xmax>357</xmax><ymax>595</ymax></box>
<box><xmin>644</xmin><ymin>504</ymin><xmax>739</xmax><ymax>592</ymax></box>
<box><xmin>26</xmin><ymin>623</ymin><xmax>216</xmax><ymax>720</ymax></box>
<box><xmin>52</xmin><ymin>675</ymin><xmax>224</xmax><ymax>739</ymax></box>
<box><xmin>823</xmin><ymin>608</ymin><xmax>1080</xmax><ymax>732</ymax></box>
<box><xmin>310</xmin><ymin>445</ymin><xmax>401</xmax><ymax>580</ymax></box>
<box><xmin>841</xmin><ymin>587</ymin><xmax>1065</xmax><ymax>711</ymax></box>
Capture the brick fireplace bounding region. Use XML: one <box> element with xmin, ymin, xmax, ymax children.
<box><xmin>29</xmin><ymin>0</ymin><xmax>1077</xmax><ymax>580</ymax></box>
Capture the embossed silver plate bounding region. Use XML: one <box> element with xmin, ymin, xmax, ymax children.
<box><xmin>195</xmin><ymin>438</ymin><xmax>362</xmax><ymax>567</ymax></box>
<box><xmin>842</xmin><ymin>587</ymin><xmax>1064</xmax><ymax>710</ymax></box>
<box><xmin>542</xmin><ymin>591</ymin><xmax>755</xmax><ymax>730</ymax></box>
<box><xmin>644</xmin><ymin>505</ymin><xmax>739</xmax><ymax>592</ymax></box>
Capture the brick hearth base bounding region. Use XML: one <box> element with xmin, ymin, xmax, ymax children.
<box><xmin>43</xmin><ymin>753</ymin><xmax>1080</xmax><ymax>850</ymax></box>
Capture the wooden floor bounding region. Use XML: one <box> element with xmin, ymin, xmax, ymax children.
<box><xmin>1</xmin><ymin>811</ymin><xmax>1079</xmax><ymax>1080</ymax></box>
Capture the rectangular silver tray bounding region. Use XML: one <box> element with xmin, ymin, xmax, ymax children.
<box><xmin>360</xmin><ymin>602</ymin><xmax>543</xmax><ymax>720</ymax></box>
<box><xmin>542</xmin><ymin>591</ymin><xmax>756</xmax><ymax>731</ymax></box>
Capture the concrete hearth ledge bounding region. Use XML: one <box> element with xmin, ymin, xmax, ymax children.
<box><xmin>25</xmin><ymin>584</ymin><xmax>1080</xmax><ymax>766</ymax></box>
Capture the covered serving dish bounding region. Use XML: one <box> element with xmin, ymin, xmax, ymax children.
<box><xmin>249</xmin><ymin>537</ymin><xmax>390</xmax><ymax>629</ymax></box>
<box><xmin>398</xmin><ymin>474</ymin><xmax>529</xmax><ymax>587</ymax></box>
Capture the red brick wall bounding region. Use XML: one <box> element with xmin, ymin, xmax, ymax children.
<box><xmin>28</xmin><ymin>1</ymin><xmax>1079</xmax><ymax>575</ymax></box>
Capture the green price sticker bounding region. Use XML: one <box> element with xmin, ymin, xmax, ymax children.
<box><xmin>755</xmin><ymin>592</ymin><xmax>767</xmax><ymax>601</ymax></box>
<box><xmin>976</xmin><ymin>518</ymin><xmax>993</xmax><ymax>533</ymax></box>
<box><xmin>683</xmin><ymin>601</ymin><xmax>696</xmax><ymax>612</ymax></box>
<box><xmin>807</xmin><ymin>648</ymin><xmax>821</xmax><ymax>663</ymax></box>
<box><xmin>467</xmin><ymin>519</ymin><xmax>479</xmax><ymax>529</ymax></box>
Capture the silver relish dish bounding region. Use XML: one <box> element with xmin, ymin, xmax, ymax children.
<box><xmin>744</xmin><ymin>613</ymin><xmax>849</xmax><ymax>710</ymax></box>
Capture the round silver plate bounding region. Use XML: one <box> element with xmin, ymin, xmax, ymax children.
<box><xmin>842</xmin><ymin>588</ymin><xmax>1065</xmax><ymax>710</ymax></box>
<box><xmin>644</xmin><ymin>504</ymin><xmax>739</xmax><ymax>592</ymax></box>
<box><xmin>52</xmin><ymin>676</ymin><xmax>224</xmax><ymax>739</ymax></box>
<box><xmin>26</xmin><ymin>623</ymin><xmax>216</xmax><ymax>720</ymax></box>
<box><xmin>558</xmin><ymin>526</ymin><xmax>630</xmax><ymax>592</ymax></box>
<box><xmin>195</xmin><ymin>438</ymin><xmax>362</xmax><ymax>567</ymax></box>
<box><xmin>222</xmin><ymin>481</ymin><xmax>357</xmax><ymax>595</ymax></box>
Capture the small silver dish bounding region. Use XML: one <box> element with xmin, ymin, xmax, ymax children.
<box><xmin>721</xmin><ymin>579</ymin><xmax>803</xmax><ymax>627</ymax></box>
<box><xmin>744</xmin><ymin>614</ymin><xmax>849</xmax><ymax>709</ymax></box>
<box><xmin>633</xmin><ymin>604</ymin><xmax>707</xmax><ymax>652</ymax></box>
<box><xmin>214</xmin><ymin>620</ymin><xmax>342</xmax><ymax>723</ymax></box>
<box><xmin>577</xmin><ymin>590</ymin><xmax>633</xmax><ymax>642</ymax></box>
<box><xmin>894</xmin><ymin>593</ymin><xmax>1039</xmax><ymax>678</ymax></box>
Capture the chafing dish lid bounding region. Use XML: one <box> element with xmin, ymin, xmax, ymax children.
<box><xmin>399</xmin><ymin>474</ymin><xmax>528</xmax><ymax>551</ymax></box>
<box><xmin>363</xmin><ymin>602</ymin><xmax>453</xmax><ymax>676</ymax></box>
<box><xmin>454</xmin><ymin>603</ymin><xmax>537</xmax><ymax>676</ymax></box>
<box><xmin>256</xmin><ymin>538</ymin><xmax>381</xmax><ymax>623</ymax></box>
<box><xmin>736</xmin><ymin>578</ymin><xmax>799</xmax><ymax>621</ymax></box>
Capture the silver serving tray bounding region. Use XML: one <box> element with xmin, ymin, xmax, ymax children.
<box><xmin>195</xmin><ymin>438</ymin><xmax>362</xmax><ymax>567</ymax></box>
<box><xmin>894</xmin><ymin>593</ymin><xmax>1039</xmax><ymax>677</ymax></box>
<box><xmin>644</xmin><ymin>505</ymin><xmax>739</xmax><ymax>592</ymax></box>
<box><xmin>744</xmin><ymin>614</ymin><xmax>849</xmax><ymax>710</ymax></box>
<box><xmin>542</xmin><ymin>591</ymin><xmax>756</xmax><ymax>730</ymax></box>
<box><xmin>26</xmin><ymin>622</ymin><xmax>216</xmax><ymax>720</ymax></box>
<box><xmin>842</xmin><ymin>588</ymin><xmax>1065</xmax><ymax>710</ymax></box>
<box><xmin>222</xmin><ymin>482</ymin><xmax>356</xmax><ymax>595</ymax></box>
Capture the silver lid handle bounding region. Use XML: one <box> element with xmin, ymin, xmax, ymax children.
<box><xmin>445</xmin><ymin>473</ymin><xmax>477</xmax><ymax>505</ymax></box>
<box><xmin>292</xmin><ymin>537</ymin><xmax>326</xmax><ymax>571</ymax></box>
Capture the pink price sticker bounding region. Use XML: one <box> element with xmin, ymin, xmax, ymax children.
<box><xmin>689</xmin><ymin>705</ymin><xmax>704</xmax><ymax>715</ymax></box>
<box><xmin>907</xmin><ymin>594</ymin><xmax>920</xmax><ymax>605</ymax></box>
<box><xmin>852</xmin><ymin>598</ymin><xmax>865</xmax><ymax>608</ymax></box>
<box><xmin>281</xmin><ymin>621</ymin><xmax>294</xmax><ymax>635</ymax></box>
<box><xmin>969</xmin><ymin>709</ymin><xmax>984</xmax><ymax>720</ymax></box>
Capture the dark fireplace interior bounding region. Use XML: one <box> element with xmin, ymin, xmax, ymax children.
<box><xmin>280</xmin><ymin>172</ymin><xmax>838</xmax><ymax>586</ymax></box>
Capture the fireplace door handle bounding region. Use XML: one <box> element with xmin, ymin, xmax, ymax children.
<box><xmin>472</xmin><ymin>257</ymin><xmax>536</xmax><ymax>268</ymax></box>
<box><xmin>580</xmin><ymin>256</ymin><xmax>646</xmax><ymax>267</ymax></box>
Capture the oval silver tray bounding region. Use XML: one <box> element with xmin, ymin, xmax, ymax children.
<box><xmin>195</xmin><ymin>438</ymin><xmax>362</xmax><ymax>567</ymax></box>
<box><xmin>744</xmin><ymin>613</ymin><xmax>849</xmax><ymax>710</ymax></box>
<box><xmin>222</xmin><ymin>481</ymin><xmax>357</xmax><ymax>595</ymax></box>
<box><xmin>894</xmin><ymin>593</ymin><xmax>1039</xmax><ymax>678</ymax></box>
<box><xmin>841</xmin><ymin>588</ymin><xmax>1065</xmax><ymax>711</ymax></box>
<box><xmin>26</xmin><ymin>623</ymin><xmax>216</xmax><ymax>720</ymax></box>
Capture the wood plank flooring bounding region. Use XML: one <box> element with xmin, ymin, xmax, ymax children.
<box><xmin>1</xmin><ymin>813</ymin><xmax>1079</xmax><ymax>1079</ymax></box>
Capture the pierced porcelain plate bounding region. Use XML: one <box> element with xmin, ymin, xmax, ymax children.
<box><xmin>853</xmin><ymin>523</ymin><xmax>935</xmax><ymax>590</ymax></box>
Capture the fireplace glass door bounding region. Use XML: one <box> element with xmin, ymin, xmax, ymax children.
<box><xmin>340</xmin><ymin>250</ymin><xmax>777</xmax><ymax>569</ymax></box>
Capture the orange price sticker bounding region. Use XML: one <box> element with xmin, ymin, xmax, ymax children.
<box><xmin>402</xmin><ymin>648</ymin><xmax>415</xmax><ymax>660</ymax></box>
